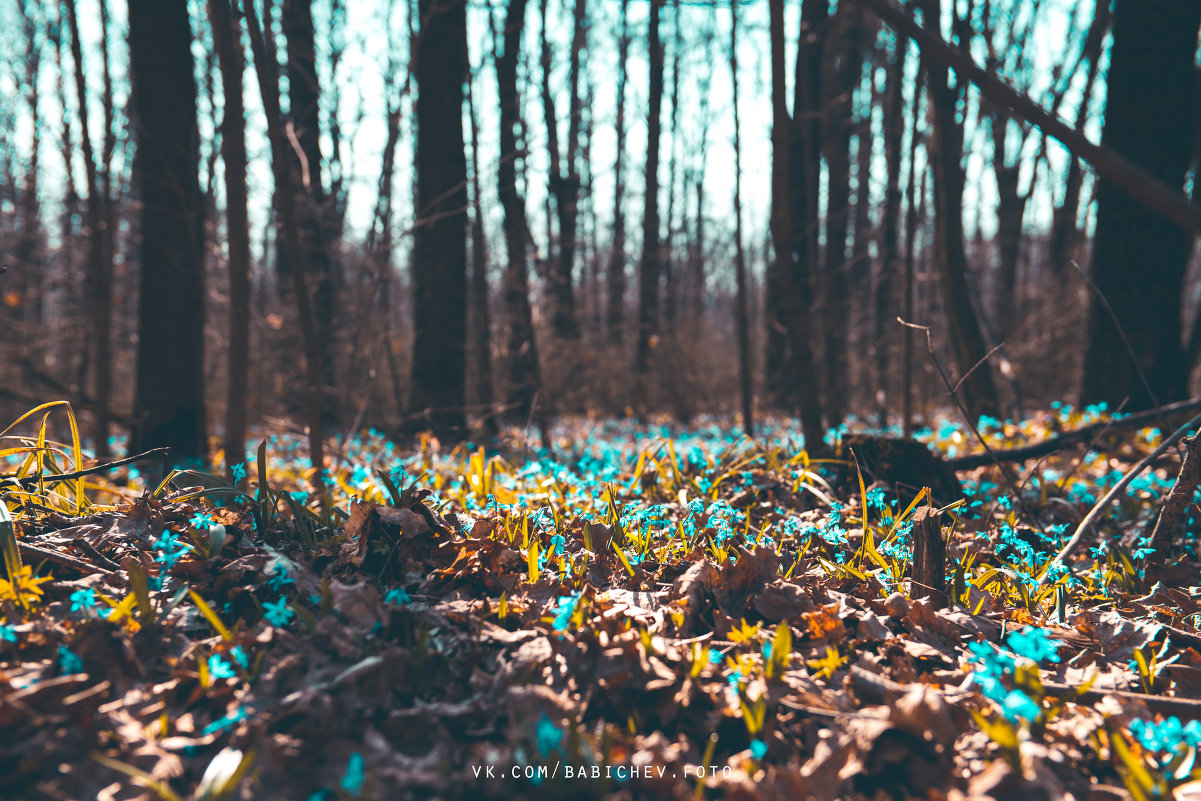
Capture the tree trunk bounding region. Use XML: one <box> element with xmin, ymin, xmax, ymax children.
<box><xmin>769</xmin><ymin>0</ymin><xmax>825</xmax><ymax>451</ymax></box>
<box><xmin>245</xmin><ymin>0</ymin><xmax>326</xmax><ymax>482</ymax></box>
<box><xmin>730</xmin><ymin>0</ymin><xmax>753</xmax><ymax>439</ymax></box>
<box><xmin>876</xmin><ymin>26</ymin><xmax>908</xmax><ymax>424</ymax></box>
<box><xmin>127</xmin><ymin>0</ymin><xmax>207</xmax><ymax>467</ymax></box>
<box><xmin>606</xmin><ymin>0</ymin><xmax>629</xmax><ymax>343</ymax></box>
<box><xmin>1049</xmin><ymin>1</ymin><xmax>1109</xmax><ymax>279</ymax></box>
<box><xmin>65</xmin><ymin>0</ymin><xmax>114</xmax><ymax>460</ymax></box>
<box><xmin>822</xmin><ymin>8</ymin><xmax>858</xmax><ymax>428</ymax></box>
<box><xmin>409</xmin><ymin>0</ymin><xmax>469</xmax><ymax>436</ymax></box>
<box><xmin>280</xmin><ymin>0</ymin><xmax>338</xmax><ymax>427</ymax></box>
<box><xmin>540</xmin><ymin>0</ymin><xmax>584</xmax><ymax>340</ymax></box>
<box><xmin>466</xmin><ymin>62</ymin><xmax>495</xmax><ymax>426</ymax></box>
<box><xmin>209</xmin><ymin>0</ymin><xmax>252</xmax><ymax>475</ymax></box>
<box><xmin>497</xmin><ymin>0</ymin><xmax>542</xmax><ymax>422</ymax></box>
<box><xmin>917</xmin><ymin>0</ymin><xmax>999</xmax><ymax>419</ymax></box>
<box><xmin>635</xmin><ymin>0</ymin><xmax>664</xmax><ymax>379</ymax></box>
<box><xmin>1082</xmin><ymin>0</ymin><xmax>1200</xmax><ymax>410</ymax></box>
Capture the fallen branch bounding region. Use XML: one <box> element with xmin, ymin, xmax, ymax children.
<box><xmin>1149</xmin><ymin>431</ymin><xmax>1201</xmax><ymax>553</ymax></box>
<box><xmin>0</xmin><ymin>448</ymin><xmax>170</xmax><ymax>491</ymax></box>
<box><xmin>948</xmin><ymin>397</ymin><xmax>1201</xmax><ymax>470</ymax></box>
<box><xmin>855</xmin><ymin>0</ymin><xmax>1201</xmax><ymax>236</ymax></box>
<box><xmin>1037</xmin><ymin>411</ymin><xmax>1201</xmax><ymax>588</ymax></box>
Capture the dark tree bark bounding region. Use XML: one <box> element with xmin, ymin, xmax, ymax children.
<box><xmin>497</xmin><ymin>0</ymin><xmax>542</xmax><ymax>422</ymax></box>
<box><xmin>635</xmin><ymin>0</ymin><xmax>664</xmax><ymax>379</ymax></box>
<box><xmin>245</xmin><ymin>0</ymin><xmax>326</xmax><ymax>481</ymax></box>
<box><xmin>127</xmin><ymin>0</ymin><xmax>207</xmax><ymax>466</ymax></box>
<box><xmin>821</xmin><ymin>7</ymin><xmax>860</xmax><ymax>428</ymax></box>
<box><xmin>280</xmin><ymin>0</ymin><xmax>338</xmax><ymax>426</ymax></box>
<box><xmin>1049</xmin><ymin>1</ymin><xmax>1108</xmax><ymax>279</ymax></box>
<box><xmin>606</xmin><ymin>0</ymin><xmax>629</xmax><ymax>343</ymax></box>
<box><xmin>663</xmin><ymin>0</ymin><xmax>682</xmax><ymax>328</ymax></box>
<box><xmin>409</xmin><ymin>0</ymin><xmax>469</xmax><ymax>435</ymax></box>
<box><xmin>539</xmin><ymin>0</ymin><xmax>585</xmax><ymax>339</ymax></box>
<box><xmin>915</xmin><ymin>0</ymin><xmax>999</xmax><ymax>419</ymax></box>
<box><xmin>209</xmin><ymin>0</ymin><xmax>252</xmax><ymax>474</ymax></box>
<box><xmin>730</xmin><ymin>0</ymin><xmax>753</xmax><ymax>438</ymax></box>
<box><xmin>1082</xmin><ymin>0</ymin><xmax>1201</xmax><ymax>410</ymax></box>
<box><xmin>466</xmin><ymin>61</ymin><xmax>495</xmax><ymax>425</ymax></box>
<box><xmin>768</xmin><ymin>0</ymin><xmax>825</xmax><ymax>451</ymax></box>
<box><xmin>65</xmin><ymin>0</ymin><xmax>114</xmax><ymax>460</ymax></box>
<box><xmin>875</xmin><ymin>24</ymin><xmax>908</xmax><ymax>424</ymax></box>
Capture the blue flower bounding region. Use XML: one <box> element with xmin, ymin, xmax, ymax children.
<box><xmin>340</xmin><ymin>752</ymin><xmax>365</xmax><ymax>797</ymax></box>
<box><xmin>967</xmin><ymin>640</ymin><xmax>1017</xmax><ymax>678</ymax></box>
<box><xmin>263</xmin><ymin>597</ymin><xmax>294</xmax><ymax>628</ymax></box>
<box><xmin>153</xmin><ymin>529</ymin><xmax>180</xmax><ymax>551</ymax></box>
<box><xmin>202</xmin><ymin>706</ymin><xmax>248</xmax><ymax>735</ymax></box>
<box><xmin>552</xmin><ymin>593</ymin><xmax>580</xmax><ymax>632</ymax></box>
<box><xmin>1000</xmin><ymin>689</ymin><xmax>1041</xmax><ymax>723</ymax></box>
<box><xmin>709</xmin><ymin>648</ymin><xmax>723</xmax><ymax>664</ymax></box>
<box><xmin>189</xmin><ymin>511</ymin><xmax>216</xmax><ymax>530</ymax></box>
<box><xmin>1006</xmin><ymin>627</ymin><xmax>1062</xmax><ymax>664</ymax></box>
<box><xmin>0</xmin><ymin>623</ymin><xmax>16</xmax><ymax>643</ymax></box>
<box><xmin>230</xmin><ymin>462</ymin><xmax>247</xmax><ymax>482</ymax></box>
<box><xmin>866</xmin><ymin>487</ymin><xmax>887</xmax><ymax>511</ymax></box>
<box><xmin>207</xmin><ymin>654</ymin><xmax>235</xmax><ymax>679</ymax></box>
<box><xmin>535</xmin><ymin>713</ymin><xmax>563</xmax><ymax>756</ymax></box>
<box><xmin>728</xmin><ymin>670</ymin><xmax>742</xmax><ymax>687</ymax></box>
<box><xmin>384</xmin><ymin>587</ymin><xmax>411</xmax><ymax>606</ymax></box>
<box><xmin>58</xmin><ymin>645</ymin><xmax>84</xmax><ymax>673</ymax></box>
<box><xmin>230</xmin><ymin>645</ymin><xmax>250</xmax><ymax>670</ymax></box>
<box><xmin>266</xmin><ymin>565</ymin><xmax>294</xmax><ymax>592</ymax></box>
<box><xmin>70</xmin><ymin>588</ymin><xmax>98</xmax><ymax>614</ymax></box>
<box><xmin>749</xmin><ymin>739</ymin><xmax>767</xmax><ymax>760</ymax></box>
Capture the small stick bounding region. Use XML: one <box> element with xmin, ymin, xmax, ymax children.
<box><xmin>0</xmin><ymin>448</ymin><xmax>169</xmax><ymax>490</ymax></box>
<box><xmin>1037</xmin><ymin>411</ymin><xmax>1201</xmax><ymax>588</ymax></box>
<box><xmin>18</xmin><ymin>541</ymin><xmax>115</xmax><ymax>576</ymax></box>
<box><xmin>1149</xmin><ymin>431</ymin><xmax>1201</xmax><ymax>553</ymax></box>
<box><xmin>909</xmin><ymin>506</ymin><xmax>946</xmax><ymax>609</ymax></box>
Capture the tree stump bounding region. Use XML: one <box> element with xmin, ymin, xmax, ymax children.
<box><xmin>910</xmin><ymin>506</ymin><xmax>946</xmax><ymax>609</ymax></box>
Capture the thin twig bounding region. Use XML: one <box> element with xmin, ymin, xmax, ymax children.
<box><xmin>898</xmin><ymin>317</ymin><xmax>1043</xmax><ymax>534</ymax></box>
<box><xmin>1037</xmin><ymin>411</ymin><xmax>1201</xmax><ymax>587</ymax></box>
<box><xmin>1</xmin><ymin>448</ymin><xmax>169</xmax><ymax>490</ymax></box>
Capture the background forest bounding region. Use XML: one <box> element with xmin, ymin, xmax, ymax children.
<box><xmin>0</xmin><ymin>0</ymin><xmax>1198</xmax><ymax>470</ymax></box>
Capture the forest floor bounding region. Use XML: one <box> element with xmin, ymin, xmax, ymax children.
<box><xmin>2</xmin><ymin>404</ymin><xmax>1201</xmax><ymax>800</ymax></box>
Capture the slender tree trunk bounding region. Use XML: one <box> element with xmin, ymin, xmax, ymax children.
<box><xmin>822</xmin><ymin>8</ymin><xmax>858</xmax><ymax>427</ymax></box>
<box><xmin>730</xmin><ymin>0</ymin><xmax>753</xmax><ymax>438</ymax></box>
<box><xmin>606</xmin><ymin>0</ymin><xmax>629</xmax><ymax>343</ymax></box>
<box><xmin>539</xmin><ymin>0</ymin><xmax>584</xmax><ymax>340</ymax></box>
<box><xmin>663</xmin><ymin>0</ymin><xmax>682</xmax><ymax>328</ymax></box>
<box><xmin>409</xmin><ymin>0</ymin><xmax>469</xmax><ymax>435</ymax></box>
<box><xmin>65</xmin><ymin>0</ymin><xmax>114</xmax><ymax>460</ymax></box>
<box><xmin>127</xmin><ymin>0</ymin><xmax>207</xmax><ymax>467</ymax></box>
<box><xmin>917</xmin><ymin>0</ymin><xmax>999</xmax><ymax>419</ymax></box>
<box><xmin>466</xmin><ymin>63</ymin><xmax>495</xmax><ymax>426</ymax></box>
<box><xmin>280</xmin><ymin>0</ymin><xmax>338</xmax><ymax>426</ymax></box>
<box><xmin>876</xmin><ymin>26</ymin><xmax>908</xmax><ymax>425</ymax></box>
<box><xmin>245</xmin><ymin>0</ymin><xmax>326</xmax><ymax>481</ymax></box>
<box><xmin>769</xmin><ymin>0</ymin><xmax>825</xmax><ymax>451</ymax></box>
<box><xmin>1082</xmin><ymin>0</ymin><xmax>1200</xmax><ymax>409</ymax></box>
<box><xmin>498</xmin><ymin>0</ymin><xmax>542</xmax><ymax>422</ymax></box>
<box><xmin>635</xmin><ymin>0</ymin><xmax>664</xmax><ymax>380</ymax></box>
<box><xmin>209</xmin><ymin>0</ymin><xmax>252</xmax><ymax>474</ymax></box>
<box><xmin>1051</xmin><ymin>1</ymin><xmax>1108</xmax><ymax>279</ymax></box>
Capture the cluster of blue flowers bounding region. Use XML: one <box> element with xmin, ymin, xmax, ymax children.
<box><xmin>1129</xmin><ymin>716</ymin><xmax>1201</xmax><ymax>754</ymax></box>
<box><xmin>152</xmin><ymin>529</ymin><xmax>190</xmax><ymax>583</ymax></box>
<box><xmin>968</xmin><ymin>626</ymin><xmax>1061</xmax><ymax>724</ymax></box>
